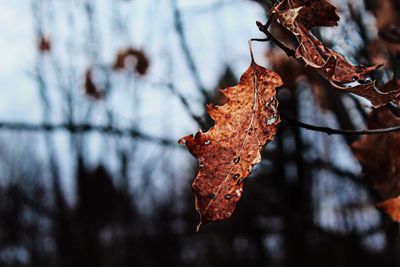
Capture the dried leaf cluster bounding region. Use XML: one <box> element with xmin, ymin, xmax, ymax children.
<box><xmin>271</xmin><ymin>0</ymin><xmax>400</xmax><ymax>107</ymax></box>
<box><xmin>353</xmin><ymin>108</ymin><xmax>400</xmax><ymax>222</ymax></box>
<box><xmin>180</xmin><ymin>0</ymin><xmax>400</xmax><ymax>230</ymax></box>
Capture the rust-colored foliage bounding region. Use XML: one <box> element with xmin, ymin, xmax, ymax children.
<box><xmin>377</xmin><ymin>196</ymin><xmax>400</xmax><ymax>222</ymax></box>
<box><xmin>366</xmin><ymin>0</ymin><xmax>400</xmax><ymax>38</ymax></box>
<box><xmin>84</xmin><ymin>69</ymin><xmax>103</xmax><ymax>100</ymax></box>
<box><xmin>112</xmin><ymin>48</ymin><xmax>149</xmax><ymax>75</ymax></box>
<box><xmin>365</xmin><ymin>0</ymin><xmax>400</xmax><ymax>66</ymax></box>
<box><xmin>379</xmin><ymin>26</ymin><xmax>400</xmax><ymax>44</ymax></box>
<box><xmin>380</xmin><ymin>78</ymin><xmax>400</xmax><ymax>96</ymax></box>
<box><xmin>352</xmin><ymin>108</ymin><xmax>400</xmax><ymax>222</ymax></box>
<box><xmin>179</xmin><ymin>62</ymin><xmax>282</xmax><ymax>230</ymax></box>
<box><xmin>270</xmin><ymin>0</ymin><xmax>400</xmax><ymax>107</ymax></box>
<box><xmin>266</xmin><ymin>48</ymin><xmax>330</xmax><ymax>109</ymax></box>
<box><xmin>38</xmin><ymin>36</ymin><xmax>51</xmax><ymax>53</ymax></box>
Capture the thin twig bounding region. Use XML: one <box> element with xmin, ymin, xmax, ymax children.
<box><xmin>172</xmin><ymin>0</ymin><xmax>212</xmax><ymax>103</ymax></box>
<box><xmin>256</xmin><ymin>16</ymin><xmax>295</xmax><ymax>58</ymax></box>
<box><xmin>252</xmin><ymin>13</ymin><xmax>400</xmax><ymax>134</ymax></box>
<box><xmin>166</xmin><ymin>83</ymin><xmax>208</xmax><ymax>129</ymax></box>
<box><xmin>248</xmin><ymin>40</ymin><xmax>256</xmax><ymax>63</ymax></box>
<box><xmin>250</xmin><ymin>38</ymin><xmax>270</xmax><ymax>42</ymax></box>
<box><xmin>281</xmin><ymin>113</ymin><xmax>400</xmax><ymax>135</ymax></box>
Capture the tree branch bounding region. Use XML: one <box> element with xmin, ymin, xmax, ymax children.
<box><xmin>166</xmin><ymin>83</ymin><xmax>208</xmax><ymax>129</ymax></box>
<box><xmin>256</xmin><ymin>16</ymin><xmax>295</xmax><ymax>58</ymax></box>
<box><xmin>172</xmin><ymin>0</ymin><xmax>212</xmax><ymax>103</ymax></box>
<box><xmin>257</xmin><ymin>4</ymin><xmax>400</xmax><ymax>121</ymax></box>
<box><xmin>281</xmin><ymin>113</ymin><xmax>400</xmax><ymax>136</ymax></box>
<box><xmin>0</xmin><ymin>122</ymin><xmax>178</xmax><ymax>147</ymax></box>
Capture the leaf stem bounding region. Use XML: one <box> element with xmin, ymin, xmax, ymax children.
<box><xmin>248</xmin><ymin>40</ymin><xmax>256</xmax><ymax>63</ymax></box>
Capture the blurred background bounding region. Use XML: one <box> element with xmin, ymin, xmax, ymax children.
<box><xmin>0</xmin><ymin>0</ymin><xmax>399</xmax><ymax>266</ymax></box>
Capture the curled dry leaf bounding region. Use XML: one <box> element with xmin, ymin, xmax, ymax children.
<box><xmin>352</xmin><ymin>108</ymin><xmax>400</xmax><ymax>222</ymax></box>
<box><xmin>179</xmin><ymin>62</ymin><xmax>282</xmax><ymax>230</ymax></box>
<box><xmin>333</xmin><ymin>79</ymin><xmax>400</xmax><ymax>108</ymax></box>
<box><xmin>270</xmin><ymin>0</ymin><xmax>400</xmax><ymax>107</ymax></box>
<box><xmin>112</xmin><ymin>48</ymin><xmax>149</xmax><ymax>75</ymax></box>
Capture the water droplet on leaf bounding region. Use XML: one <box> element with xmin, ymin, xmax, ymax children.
<box><xmin>224</xmin><ymin>194</ymin><xmax>233</xmax><ymax>200</ymax></box>
<box><xmin>267</xmin><ymin>114</ymin><xmax>278</xmax><ymax>125</ymax></box>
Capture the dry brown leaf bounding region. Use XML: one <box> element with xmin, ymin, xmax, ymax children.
<box><xmin>38</xmin><ymin>36</ymin><xmax>51</xmax><ymax>53</ymax></box>
<box><xmin>84</xmin><ymin>69</ymin><xmax>103</xmax><ymax>100</ymax></box>
<box><xmin>365</xmin><ymin>0</ymin><xmax>400</xmax><ymax>32</ymax></box>
<box><xmin>266</xmin><ymin>48</ymin><xmax>303</xmax><ymax>90</ymax></box>
<box><xmin>352</xmin><ymin>108</ymin><xmax>400</xmax><ymax>222</ymax></box>
<box><xmin>271</xmin><ymin>0</ymin><xmax>400</xmax><ymax>107</ymax></box>
<box><xmin>273</xmin><ymin>0</ymin><xmax>339</xmax><ymax>31</ymax></box>
<box><xmin>381</xmin><ymin>78</ymin><xmax>400</xmax><ymax>93</ymax></box>
<box><xmin>331</xmin><ymin>80</ymin><xmax>400</xmax><ymax>107</ymax></box>
<box><xmin>377</xmin><ymin>196</ymin><xmax>400</xmax><ymax>222</ymax></box>
<box><xmin>266</xmin><ymin>47</ymin><xmax>330</xmax><ymax>109</ymax></box>
<box><xmin>179</xmin><ymin>62</ymin><xmax>282</xmax><ymax>230</ymax></box>
<box><xmin>379</xmin><ymin>26</ymin><xmax>400</xmax><ymax>44</ymax></box>
<box><xmin>112</xmin><ymin>48</ymin><xmax>149</xmax><ymax>75</ymax></box>
<box><xmin>367</xmin><ymin>40</ymin><xmax>390</xmax><ymax>66</ymax></box>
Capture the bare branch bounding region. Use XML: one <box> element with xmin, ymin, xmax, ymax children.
<box><xmin>256</xmin><ymin>17</ymin><xmax>296</xmax><ymax>58</ymax></box>
<box><xmin>172</xmin><ymin>0</ymin><xmax>212</xmax><ymax>103</ymax></box>
<box><xmin>166</xmin><ymin>83</ymin><xmax>208</xmax><ymax>129</ymax></box>
<box><xmin>281</xmin><ymin>113</ymin><xmax>400</xmax><ymax>136</ymax></box>
<box><xmin>0</xmin><ymin>122</ymin><xmax>178</xmax><ymax>147</ymax></box>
